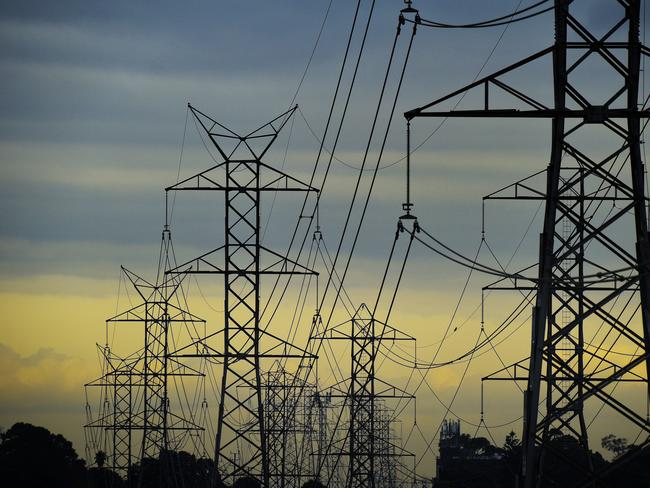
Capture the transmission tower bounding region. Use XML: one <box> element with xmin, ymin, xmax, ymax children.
<box><xmin>85</xmin><ymin>229</ymin><xmax>206</xmax><ymax>487</ymax></box>
<box><xmin>166</xmin><ymin>104</ymin><xmax>318</xmax><ymax>486</ymax></box>
<box><xmin>85</xmin><ymin>346</ymin><xmax>141</xmax><ymax>484</ymax></box>
<box><xmin>261</xmin><ymin>364</ymin><xmax>321</xmax><ymax>488</ymax></box>
<box><xmin>374</xmin><ymin>400</ymin><xmax>399</xmax><ymax>488</ymax></box>
<box><xmin>113</xmin><ymin>233</ymin><xmax>205</xmax><ymax>463</ymax></box>
<box><xmin>303</xmin><ymin>388</ymin><xmax>333</xmax><ymax>481</ymax></box>
<box><xmin>407</xmin><ymin>1</ymin><xmax>650</xmax><ymax>486</ymax></box>
<box><xmin>319</xmin><ymin>303</ymin><xmax>414</xmax><ymax>488</ymax></box>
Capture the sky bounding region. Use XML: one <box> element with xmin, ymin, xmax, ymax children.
<box><xmin>0</xmin><ymin>0</ymin><xmax>646</xmax><ymax>479</ymax></box>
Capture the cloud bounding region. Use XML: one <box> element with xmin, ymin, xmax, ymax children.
<box><xmin>0</xmin><ymin>343</ymin><xmax>87</xmax><ymax>413</ymax></box>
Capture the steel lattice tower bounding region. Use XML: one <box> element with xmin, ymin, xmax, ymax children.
<box><xmin>319</xmin><ymin>303</ymin><xmax>414</xmax><ymax>488</ymax></box>
<box><xmin>304</xmin><ymin>388</ymin><xmax>332</xmax><ymax>481</ymax></box>
<box><xmin>113</xmin><ymin>370</ymin><xmax>134</xmax><ymax>481</ymax></box>
<box><xmin>85</xmin><ymin>229</ymin><xmax>205</xmax><ymax>487</ymax></box>
<box><xmin>104</xmin><ymin>368</ymin><xmax>134</xmax><ymax>481</ymax></box>
<box><xmin>264</xmin><ymin>368</ymin><xmax>293</xmax><ymax>488</ymax></box>
<box><xmin>115</xmin><ymin>270</ymin><xmax>204</xmax><ymax>460</ymax></box>
<box><xmin>167</xmin><ymin>104</ymin><xmax>318</xmax><ymax>486</ymax></box>
<box><xmin>262</xmin><ymin>364</ymin><xmax>319</xmax><ymax>488</ymax></box>
<box><xmin>374</xmin><ymin>401</ymin><xmax>398</xmax><ymax>488</ymax></box>
<box><xmin>85</xmin><ymin>347</ymin><xmax>141</xmax><ymax>484</ymax></box>
<box><xmin>407</xmin><ymin>1</ymin><xmax>650</xmax><ymax>486</ymax></box>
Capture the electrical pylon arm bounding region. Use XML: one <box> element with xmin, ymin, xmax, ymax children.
<box><xmin>166</xmin><ymin>245</ymin><xmax>318</xmax><ymax>276</ymax></box>
<box><xmin>405</xmin><ymin>41</ymin><xmax>650</xmax><ymax>120</ymax></box>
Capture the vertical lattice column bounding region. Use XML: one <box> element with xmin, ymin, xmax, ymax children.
<box><xmin>112</xmin><ymin>370</ymin><xmax>133</xmax><ymax>480</ymax></box>
<box><xmin>349</xmin><ymin>306</ymin><xmax>376</xmax><ymax>488</ymax></box>
<box><xmin>265</xmin><ymin>368</ymin><xmax>291</xmax><ymax>488</ymax></box>
<box><xmin>142</xmin><ymin>296</ymin><xmax>169</xmax><ymax>459</ymax></box>
<box><xmin>318</xmin><ymin>304</ymin><xmax>414</xmax><ymax>488</ymax></box>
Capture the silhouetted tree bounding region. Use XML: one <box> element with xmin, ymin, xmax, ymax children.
<box><xmin>95</xmin><ymin>449</ymin><xmax>107</xmax><ymax>469</ymax></box>
<box><xmin>539</xmin><ymin>431</ymin><xmax>607</xmax><ymax>487</ymax></box>
<box><xmin>301</xmin><ymin>478</ymin><xmax>326</xmax><ymax>488</ymax></box>
<box><xmin>0</xmin><ymin>422</ymin><xmax>86</xmax><ymax>488</ymax></box>
<box><xmin>87</xmin><ymin>465</ymin><xmax>124</xmax><ymax>488</ymax></box>
<box><xmin>129</xmin><ymin>450</ymin><xmax>215</xmax><ymax>488</ymax></box>
<box><xmin>233</xmin><ymin>475</ymin><xmax>261</xmax><ymax>488</ymax></box>
<box><xmin>601</xmin><ymin>434</ymin><xmax>629</xmax><ymax>458</ymax></box>
<box><xmin>500</xmin><ymin>430</ymin><xmax>522</xmax><ymax>486</ymax></box>
<box><xmin>503</xmin><ymin>431</ymin><xmax>521</xmax><ymax>454</ymax></box>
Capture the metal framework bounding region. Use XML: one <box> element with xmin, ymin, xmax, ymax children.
<box><xmin>304</xmin><ymin>388</ymin><xmax>333</xmax><ymax>482</ymax></box>
<box><xmin>113</xmin><ymin>370</ymin><xmax>134</xmax><ymax>480</ymax></box>
<box><xmin>407</xmin><ymin>1</ymin><xmax>650</xmax><ymax>486</ymax></box>
<box><xmin>374</xmin><ymin>401</ymin><xmax>399</xmax><ymax>488</ymax></box>
<box><xmin>85</xmin><ymin>347</ymin><xmax>142</xmax><ymax>484</ymax></box>
<box><xmin>113</xmin><ymin>236</ymin><xmax>205</xmax><ymax>464</ymax></box>
<box><xmin>319</xmin><ymin>303</ymin><xmax>414</xmax><ymax>488</ymax></box>
<box><xmin>265</xmin><ymin>367</ymin><xmax>297</xmax><ymax>488</ymax></box>
<box><xmin>85</xmin><ymin>229</ymin><xmax>205</xmax><ymax>487</ymax></box>
<box><xmin>261</xmin><ymin>364</ymin><xmax>322</xmax><ymax>488</ymax></box>
<box><xmin>167</xmin><ymin>104</ymin><xmax>318</xmax><ymax>486</ymax></box>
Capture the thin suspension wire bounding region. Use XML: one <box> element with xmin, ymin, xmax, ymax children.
<box><xmin>259</xmin><ymin>0</ymin><xmax>366</xmax><ymax>328</ymax></box>
<box><xmin>299</xmin><ymin>24</ymin><xmax>416</xmax><ymax>464</ymax></box>
<box><xmin>288</xmin><ymin>0</ymin><xmax>334</xmax><ymax>107</ymax></box>
<box><xmin>297</xmin><ymin>0</ymin><xmax>529</xmax><ymax>172</ymax></box>
<box><xmin>415</xmin><ymin>0</ymin><xmax>552</xmax><ymax>29</ymax></box>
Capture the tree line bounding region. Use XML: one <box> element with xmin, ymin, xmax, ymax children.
<box><xmin>0</xmin><ymin>422</ymin><xmax>647</xmax><ymax>487</ymax></box>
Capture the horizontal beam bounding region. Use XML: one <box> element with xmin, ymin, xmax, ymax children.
<box><xmin>407</xmin><ymin>109</ymin><xmax>650</xmax><ymax>119</ymax></box>
<box><xmin>171</xmin><ymin>353</ymin><xmax>317</xmax><ymax>359</ymax></box>
<box><xmin>168</xmin><ymin>187</ymin><xmax>317</xmax><ymax>192</ymax></box>
<box><xmin>484</xmin><ymin>196</ymin><xmax>643</xmax><ymax>201</ymax></box>
<box><xmin>167</xmin><ymin>270</ymin><xmax>317</xmax><ymax>275</ymax></box>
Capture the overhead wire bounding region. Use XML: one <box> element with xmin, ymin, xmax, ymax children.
<box><xmin>265</xmin><ymin>4</ymin><xmax>385</xmax><ymax>470</ymax></box>
<box><xmin>288</xmin><ymin>0</ymin><xmax>334</xmax><ymax>108</ymax></box>
<box><xmin>297</xmin><ymin>0</ymin><xmax>537</xmax><ymax>172</ymax></box>
<box><xmin>414</xmin><ymin>0</ymin><xmax>553</xmax><ymax>29</ymax></box>
<box><xmin>272</xmin><ymin>0</ymin><xmax>384</xmax><ymax>403</ymax></box>
<box><xmin>314</xmin><ymin>10</ymin><xmax>416</xmax><ymax>346</ymax></box>
<box><xmin>291</xmin><ymin>1</ymin><xmax>544</xmax><ymax>471</ymax></box>
<box><xmin>413</xmin><ymin>327</ymin><xmax>484</xmax><ymax>470</ymax></box>
<box><xmin>269</xmin><ymin>5</ymin><xmax>405</xmax><ymax>441</ymax></box>
<box><xmin>284</xmin><ymin>235</ymin><xmax>318</xmax><ymax>349</ymax></box>
<box><xmin>383</xmin><ymin>228</ymin><xmax>416</xmax><ymax>325</ymax></box>
<box><xmin>259</xmin><ymin>0</ymin><xmax>367</xmax><ymax>330</ymax></box>
<box><xmin>379</xmin><ymin>289</ymin><xmax>534</xmax><ymax>370</ymax></box>
<box><xmin>381</xmin><ymin>2</ymin><xmax>547</xmax><ymax>466</ymax></box>
<box><xmin>168</xmin><ymin>106</ymin><xmax>189</xmax><ymax>224</ymax></box>
<box><xmin>307</xmin><ymin>22</ymin><xmax>418</xmax><ymax>473</ymax></box>
<box><xmin>307</xmin><ymin>8</ymin><xmax>422</xmax><ymax>480</ymax></box>
<box><xmin>268</xmin><ymin>9</ymin><xmax>548</xmax><ymax>468</ymax></box>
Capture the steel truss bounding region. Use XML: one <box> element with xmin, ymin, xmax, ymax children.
<box><xmin>114</xmin><ymin>260</ymin><xmax>205</xmax><ymax>457</ymax></box>
<box><xmin>305</xmin><ymin>388</ymin><xmax>333</xmax><ymax>483</ymax></box>
<box><xmin>167</xmin><ymin>104</ymin><xmax>319</xmax><ymax>487</ymax></box>
<box><xmin>85</xmin><ymin>229</ymin><xmax>205</xmax><ymax>486</ymax></box>
<box><xmin>407</xmin><ymin>1</ymin><xmax>650</xmax><ymax>486</ymax></box>
<box><xmin>85</xmin><ymin>348</ymin><xmax>142</xmax><ymax>483</ymax></box>
<box><xmin>261</xmin><ymin>364</ymin><xmax>324</xmax><ymax>488</ymax></box>
<box><xmin>318</xmin><ymin>303</ymin><xmax>414</xmax><ymax>488</ymax></box>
